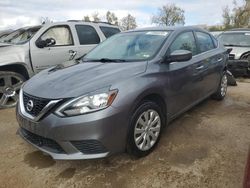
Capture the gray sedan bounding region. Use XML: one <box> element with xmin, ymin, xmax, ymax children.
<box><xmin>16</xmin><ymin>26</ymin><xmax>228</xmax><ymax>160</ymax></box>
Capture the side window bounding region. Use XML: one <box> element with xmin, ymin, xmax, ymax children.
<box><xmin>75</xmin><ymin>25</ymin><xmax>100</xmax><ymax>45</ymax></box>
<box><xmin>99</xmin><ymin>26</ymin><xmax>120</xmax><ymax>38</ymax></box>
<box><xmin>196</xmin><ymin>32</ymin><xmax>215</xmax><ymax>53</ymax></box>
<box><xmin>170</xmin><ymin>32</ymin><xmax>198</xmax><ymax>56</ymax></box>
<box><xmin>40</xmin><ymin>26</ymin><xmax>73</xmax><ymax>46</ymax></box>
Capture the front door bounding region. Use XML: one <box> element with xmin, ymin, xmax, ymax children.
<box><xmin>164</xmin><ymin>31</ymin><xmax>201</xmax><ymax>117</ymax></box>
<box><xmin>30</xmin><ymin>25</ymin><xmax>77</xmax><ymax>73</ymax></box>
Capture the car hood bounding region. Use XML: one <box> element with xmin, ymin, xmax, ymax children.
<box><xmin>0</xmin><ymin>42</ymin><xmax>13</xmax><ymax>47</ymax></box>
<box><xmin>0</xmin><ymin>44</ymin><xmax>26</xmax><ymax>65</ymax></box>
<box><xmin>225</xmin><ymin>46</ymin><xmax>250</xmax><ymax>59</ymax></box>
<box><xmin>23</xmin><ymin>61</ymin><xmax>148</xmax><ymax>99</ymax></box>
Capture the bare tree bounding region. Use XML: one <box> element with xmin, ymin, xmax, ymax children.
<box><xmin>222</xmin><ymin>6</ymin><xmax>232</xmax><ymax>29</ymax></box>
<box><xmin>152</xmin><ymin>4</ymin><xmax>185</xmax><ymax>26</ymax></box>
<box><xmin>40</xmin><ymin>17</ymin><xmax>52</xmax><ymax>24</ymax></box>
<box><xmin>92</xmin><ymin>12</ymin><xmax>101</xmax><ymax>22</ymax></box>
<box><xmin>120</xmin><ymin>14</ymin><xmax>137</xmax><ymax>31</ymax></box>
<box><xmin>83</xmin><ymin>15</ymin><xmax>90</xmax><ymax>22</ymax></box>
<box><xmin>106</xmin><ymin>11</ymin><xmax>118</xmax><ymax>25</ymax></box>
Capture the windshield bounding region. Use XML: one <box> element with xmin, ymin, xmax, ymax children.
<box><xmin>2</xmin><ymin>26</ymin><xmax>41</xmax><ymax>44</ymax></box>
<box><xmin>0</xmin><ymin>34</ymin><xmax>9</xmax><ymax>41</ymax></box>
<box><xmin>1</xmin><ymin>30</ymin><xmax>22</xmax><ymax>43</ymax></box>
<box><xmin>218</xmin><ymin>32</ymin><xmax>250</xmax><ymax>47</ymax></box>
<box><xmin>84</xmin><ymin>30</ymin><xmax>171</xmax><ymax>62</ymax></box>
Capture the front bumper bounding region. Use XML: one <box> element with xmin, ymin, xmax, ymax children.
<box><xmin>16</xmin><ymin>104</ymin><xmax>129</xmax><ymax>160</ymax></box>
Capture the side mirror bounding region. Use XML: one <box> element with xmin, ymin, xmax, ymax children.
<box><xmin>226</xmin><ymin>48</ymin><xmax>233</xmax><ymax>54</ymax></box>
<box><xmin>36</xmin><ymin>38</ymin><xmax>56</xmax><ymax>48</ymax></box>
<box><xmin>167</xmin><ymin>50</ymin><xmax>192</xmax><ymax>63</ymax></box>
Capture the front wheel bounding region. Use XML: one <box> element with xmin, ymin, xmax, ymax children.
<box><xmin>211</xmin><ymin>72</ymin><xmax>227</xmax><ymax>101</ymax></box>
<box><xmin>127</xmin><ymin>101</ymin><xmax>164</xmax><ymax>158</ymax></box>
<box><xmin>0</xmin><ymin>71</ymin><xmax>26</xmax><ymax>109</ymax></box>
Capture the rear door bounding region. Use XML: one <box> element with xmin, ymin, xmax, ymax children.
<box><xmin>30</xmin><ymin>24</ymin><xmax>77</xmax><ymax>73</ymax></box>
<box><xmin>194</xmin><ymin>31</ymin><xmax>222</xmax><ymax>97</ymax></box>
<box><xmin>74</xmin><ymin>24</ymin><xmax>101</xmax><ymax>59</ymax></box>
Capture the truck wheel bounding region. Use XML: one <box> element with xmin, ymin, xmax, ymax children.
<box><xmin>0</xmin><ymin>71</ymin><xmax>26</xmax><ymax>109</ymax></box>
<box><xmin>211</xmin><ymin>72</ymin><xmax>227</xmax><ymax>101</ymax></box>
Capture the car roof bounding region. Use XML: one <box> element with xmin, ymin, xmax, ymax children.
<box><xmin>222</xmin><ymin>28</ymin><xmax>250</xmax><ymax>34</ymax></box>
<box><xmin>42</xmin><ymin>21</ymin><xmax>120</xmax><ymax>29</ymax></box>
<box><xmin>229</xmin><ymin>28</ymin><xmax>250</xmax><ymax>31</ymax></box>
<box><xmin>123</xmin><ymin>26</ymin><xmax>209</xmax><ymax>33</ymax></box>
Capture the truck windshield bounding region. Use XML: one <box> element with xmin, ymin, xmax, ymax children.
<box><xmin>2</xmin><ymin>26</ymin><xmax>41</xmax><ymax>44</ymax></box>
<box><xmin>84</xmin><ymin>30</ymin><xmax>171</xmax><ymax>62</ymax></box>
<box><xmin>218</xmin><ymin>32</ymin><xmax>250</xmax><ymax>47</ymax></box>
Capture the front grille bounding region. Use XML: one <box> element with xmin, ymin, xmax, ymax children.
<box><xmin>229</xmin><ymin>54</ymin><xmax>235</xmax><ymax>60</ymax></box>
<box><xmin>20</xmin><ymin>128</ymin><xmax>65</xmax><ymax>154</ymax></box>
<box><xmin>71</xmin><ymin>140</ymin><xmax>108</xmax><ymax>154</ymax></box>
<box><xmin>23</xmin><ymin>92</ymin><xmax>50</xmax><ymax>117</ymax></box>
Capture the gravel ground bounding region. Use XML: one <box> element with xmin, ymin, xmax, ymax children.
<box><xmin>0</xmin><ymin>80</ymin><xmax>250</xmax><ymax>188</ymax></box>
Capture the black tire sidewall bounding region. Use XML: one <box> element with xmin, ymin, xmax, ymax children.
<box><xmin>127</xmin><ymin>101</ymin><xmax>164</xmax><ymax>158</ymax></box>
<box><xmin>211</xmin><ymin>72</ymin><xmax>227</xmax><ymax>100</ymax></box>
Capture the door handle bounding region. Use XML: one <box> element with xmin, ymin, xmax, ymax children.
<box><xmin>196</xmin><ymin>65</ymin><xmax>204</xmax><ymax>70</ymax></box>
<box><xmin>69</xmin><ymin>50</ymin><xmax>77</xmax><ymax>60</ymax></box>
<box><xmin>217</xmin><ymin>57</ymin><xmax>223</xmax><ymax>62</ymax></box>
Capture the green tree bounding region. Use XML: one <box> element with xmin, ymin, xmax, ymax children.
<box><xmin>152</xmin><ymin>4</ymin><xmax>185</xmax><ymax>26</ymax></box>
<box><xmin>222</xmin><ymin>0</ymin><xmax>250</xmax><ymax>29</ymax></box>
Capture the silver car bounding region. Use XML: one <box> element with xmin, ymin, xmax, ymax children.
<box><xmin>218</xmin><ymin>28</ymin><xmax>250</xmax><ymax>77</ymax></box>
<box><xmin>0</xmin><ymin>21</ymin><xmax>120</xmax><ymax>108</ymax></box>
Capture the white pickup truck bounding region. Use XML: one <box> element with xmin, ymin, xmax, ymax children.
<box><xmin>0</xmin><ymin>21</ymin><xmax>120</xmax><ymax>108</ymax></box>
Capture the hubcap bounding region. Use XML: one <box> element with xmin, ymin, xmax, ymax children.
<box><xmin>0</xmin><ymin>75</ymin><xmax>23</xmax><ymax>108</ymax></box>
<box><xmin>134</xmin><ymin>109</ymin><xmax>161</xmax><ymax>151</ymax></box>
<box><xmin>221</xmin><ymin>74</ymin><xmax>227</xmax><ymax>97</ymax></box>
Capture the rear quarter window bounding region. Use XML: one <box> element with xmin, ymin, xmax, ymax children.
<box><xmin>75</xmin><ymin>25</ymin><xmax>100</xmax><ymax>45</ymax></box>
<box><xmin>100</xmin><ymin>26</ymin><xmax>121</xmax><ymax>38</ymax></box>
<box><xmin>196</xmin><ymin>31</ymin><xmax>215</xmax><ymax>53</ymax></box>
<box><xmin>211</xmin><ymin>35</ymin><xmax>218</xmax><ymax>48</ymax></box>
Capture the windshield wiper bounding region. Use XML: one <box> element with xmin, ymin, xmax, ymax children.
<box><xmin>224</xmin><ymin>44</ymin><xmax>248</xmax><ymax>47</ymax></box>
<box><xmin>85</xmin><ymin>58</ymin><xmax>127</xmax><ymax>63</ymax></box>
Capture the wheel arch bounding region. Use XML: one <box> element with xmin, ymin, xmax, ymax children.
<box><xmin>130</xmin><ymin>90</ymin><xmax>168</xmax><ymax>125</ymax></box>
<box><xmin>240</xmin><ymin>51</ymin><xmax>250</xmax><ymax>60</ymax></box>
<box><xmin>0</xmin><ymin>63</ymin><xmax>30</xmax><ymax>80</ymax></box>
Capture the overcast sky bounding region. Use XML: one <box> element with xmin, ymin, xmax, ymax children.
<box><xmin>0</xmin><ymin>0</ymin><xmax>242</xmax><ymax>31</ymax></box>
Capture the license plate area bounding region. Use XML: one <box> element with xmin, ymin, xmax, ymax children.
<box><xmin>17</xmin><ymin>113</ymin><xmax>38</xmax><ymax>133</ymax></box>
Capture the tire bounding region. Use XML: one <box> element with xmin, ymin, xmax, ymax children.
<box><xmin>0</xmin><ymin>71</ymin><xmax>26</xmax><ymax>109</ymax></box>
<box><xmin>226</xmin><ymin>70</ymin><xmax>237</xmax><ymax>86</ymax></box>
<box><xmin>211</xmin><ymin>72</ymin><xmax>227</xmax><ymax>101</ymax></box>
<box><xmin>127</xmin><ymin>101</ymin><xmax>164</xmax><ymax>158</ymax></box>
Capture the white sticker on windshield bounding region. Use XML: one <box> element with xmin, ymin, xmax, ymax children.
<box><xmin>146</xmin><ymin>31</ymin><xmax>168</xmax><ymax>36</ymax></box>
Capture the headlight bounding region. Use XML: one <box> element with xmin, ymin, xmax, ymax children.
<box><xmin>55</xmin><ymin>89</ymin><xmax>118</xmax><ymax>117</ymax></box>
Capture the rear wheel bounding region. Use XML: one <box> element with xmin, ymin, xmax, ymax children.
<box><xmin>127</xmin><ymin>101</ymin><xmax>164</xmax><ymax>158</ymax></box>
<box><xmin>211</xmin><ymin>72</ymin><xmax>227</xmax><ymax>101</ymax></box>
<box><xmin>0</xmin><ymin>71</ymin><xmax>25</xmax><ymax>109</ymax></box>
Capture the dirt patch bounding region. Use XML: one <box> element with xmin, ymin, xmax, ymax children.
<box><xmin>168</xmin><ymin>146</ymin><xmax>209</xmax><ymax>166</ymax></box>
<box><xmin>23</xmin><ymin>151</ymin><xmax>55</xmax><ymax>169</ymax></box>
<box><xmin>0</xmin><ymin>81</ymin><xmax>250</xmax><ymax>188</ymax></box>
<box><xmin>56</xmin><ymin>168</ymin><xmax>76</xmax><ymax>180</ymax></box>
